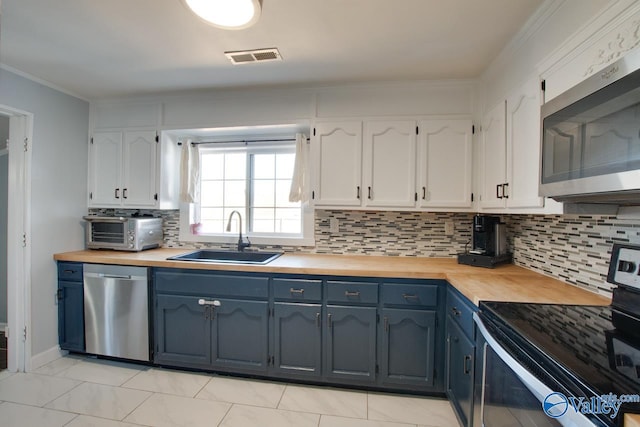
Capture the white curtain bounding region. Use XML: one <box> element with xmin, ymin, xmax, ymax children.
<box><xmin>289</xmin><ymin>133</ymin><xmax>309</xmax><ymax>203</ymax></box>
<box><xmin>179</xmin><ymin>139</ymin><xmax>201</xmax><ymax>204</ymax></box>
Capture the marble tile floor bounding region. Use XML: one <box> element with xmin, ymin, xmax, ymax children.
<box><xmin>0</xmin><ymin>355</ymin><xmax>457</xmax><ymax>427</ymax></box>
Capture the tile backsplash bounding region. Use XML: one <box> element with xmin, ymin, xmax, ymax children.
<box><xmin>90</xmin><ymin>209</ymin><xmax>640</xmax><ymax>297</ymax></box>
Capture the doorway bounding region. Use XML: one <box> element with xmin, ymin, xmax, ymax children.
<box><xmin>0</xmin><ymin>114</ymin><xmax>7</xmax><ymax>370</ymax></box>
<box><xmin>0</xmin><ymin>105</ymin><xmax>32</xmax><ymax>373</ymax></box>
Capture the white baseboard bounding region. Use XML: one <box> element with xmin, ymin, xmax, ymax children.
<box><xmin>29</xmin><ymin>345</ymin><xmax>67</xmax><ymax>371</ymax></box>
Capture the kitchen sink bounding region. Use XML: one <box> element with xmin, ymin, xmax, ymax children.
<box><xmin>167</xmin><ymin>249</ymin><xmax>283</xmax><ymax>265</ymax></box>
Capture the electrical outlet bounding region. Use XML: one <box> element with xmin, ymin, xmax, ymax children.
<box><xmin>445</xmin><ymin>221</ymin><xmax>454</xmax><ymax>236</ymax></box>
<box><xmin>330</xmin><ymin>218</ymin><xmax>339</xmax><ymax>233</ymax></box>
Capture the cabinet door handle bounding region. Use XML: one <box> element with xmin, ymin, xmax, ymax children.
<box><xmin>289</xmin><ymin>288</ymin><xmax>305</xmax><ymax>295</ymax></box>
<box><xmin>384</xmin><ymin>316</ymin><xmax>389</xmax><ymax>332</ymax></box>
<box><xmin>464</xmin><ymin>355</ymin><xmax>472</xmax><ymax>375</ymax></box>
<box><xmin>122</xmin><ymin>188</ymin><xmax>128</xmax><ymax>199</ymax></box>
<box><xmin>328</xmin><ymin>313</ymin><xmax>332</xmax><ymax>328</ymax></box>
<box><xmin>495</xmin><ymin>184</ymin><xmax>503</xmax><ymax>199</ymax></box>
<box><xmin>402</xmin><ymin>293</ymin><xmax>419</xmax><ymax>300</ymax></box>
<box><xmin>198</xmin><ymin>299</ymin><xmax>221</xmax><ymax>306</ymax></box>
<box><xmin>344</xmin><ymin>290</ymin><xmax>360</xmax><ymax>297</ymax></box>
<box><xmin>422</xmin><ymin>187</ymin><xmax>426</xmax><ymax>200</ymax></box>
<box><xmin>368</xmin><ymin>186</ymin><xmax>372</xmax><ymax>199</ymax></box>
<box><xmin>115</xmin><ymin>188</ymin><xmax>120</xmax><ymax>199</ymax></box>
<box><xmin>316</xmin><ymin>312</ymin><xmax>321</xmax><ymax>328</ymax></box>
<box><xmin>503</xmin><ymin>182</ymin><xmax>509</xmax><ymax>199</ymax></box>
<box><xmin>63</xmin><ymin>269</ymin><xmax>76</xmax><ymax>275</ymax></box>
<box><xmin>357</xmin><ymin>186</ymin><xmax>361</xmax><ymax>199</ymax></box>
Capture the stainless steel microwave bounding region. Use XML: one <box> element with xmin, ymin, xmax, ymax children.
<box><xmin>83</xmin><ymin>216</ymin><xmax>163</xmax><ymax>251</ymax></box>
<box><xmin>540</xmin><ymin>48</ymin><xmax>640</xmax><ymax>204</ymax></box>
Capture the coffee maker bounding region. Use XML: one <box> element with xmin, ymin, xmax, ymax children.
<box><xmin>457</xmin><ymin>214</ymin><xmax>511</xmax><ymax>268</ymax></box>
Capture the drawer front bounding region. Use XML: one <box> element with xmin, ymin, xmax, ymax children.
<box><xmin>327</xmin><ymin>281</ymin><xmax>378</xmax><ymax>305</ymax></box>
<box><xmin>273</xmin><ymin>278</ymin><xmax>322</xmax><ymax>302</ymax></box>
<box><xmin>155</xmin><ymin>270</ymin><xmax>268</xmax><ymax>299</ymax></box>
<box><xmin>58</xmin><ymin>262</ymin><xmax>83</xmax><ymax>282</ymax></box>
<box><xmin>381</xmin><ymin>283</ymin><xmax>438</xmax><ymax>307</ymax></box>
<box><xmin>447</xmin><ymin>287</ymin><xmax>476</xmax><ymax>340</ymax></box>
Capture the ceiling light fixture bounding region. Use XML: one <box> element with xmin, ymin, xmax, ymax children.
<box><xmin>182</xmin><ymin>0</ymin><xmax>262</xmax><ymax>30</ymax></box>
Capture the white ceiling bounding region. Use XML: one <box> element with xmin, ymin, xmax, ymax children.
<box><xmin>0</xmin><ymin>0</ymin><xmax>543</xmax><ymax>100</ymax></box>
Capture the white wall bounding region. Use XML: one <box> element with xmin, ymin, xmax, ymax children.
<box><xmin>0</xmin><ymin>68</ymin><xmax>89</xmax><ymax>357</ymax></box>
<box><xmin>0</xmin><ymin>115</ymin><xmax>8</xmax><ymax>325</ymax></box>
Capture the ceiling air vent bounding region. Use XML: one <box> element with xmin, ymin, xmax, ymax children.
<box><xmin>224</xmin><ymin>48</ymin><xmax>282</xmax><ymax>65</ymax></box>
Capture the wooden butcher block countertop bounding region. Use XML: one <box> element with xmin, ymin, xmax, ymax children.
<box><xmin>54</xmin><ymin>249</ymin><xmax>610</xmax><ymax>307</ymax></box>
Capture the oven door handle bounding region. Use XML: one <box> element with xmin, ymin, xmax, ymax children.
<box><xmin>473</xmin><ymin>313</ymin><xmax>596</xmax><ymax>427</ymax></box>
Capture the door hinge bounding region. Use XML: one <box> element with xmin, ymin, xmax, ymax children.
<box><xmin>22</xmin><ymin>233</ymin><xmax>26</xmax><ymax>247</ymax></box>
<box><xmin>23</xmin><ymin>137</ymin><xmax>29</xmax><ymax>152</ymax></box>
<box><xmin>22</xmin><ymin>326</ymin><xmax>27</xmax><ymax>342</ymax></box>
<box><xmin>541</xmin><ymin>80</ymin><xmax>546</xmax><ymax>92</ymax></box>
<box><xmin>416</xmin><ymin>126</ymin><xmax>419</xmax><ymax>135</ymax></box>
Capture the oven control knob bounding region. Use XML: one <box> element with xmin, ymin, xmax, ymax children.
<box><xmin>618</xmin><ymin>260</ymin><xmax>636</xmax><ymax>273</ymax></box>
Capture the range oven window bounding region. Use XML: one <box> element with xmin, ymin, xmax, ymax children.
<box><xmin>90</xmin><ymin>222</ymin><xmax>126</xmax><ymax>244</ymax></box>
<box><xmin>482</xmin><ymin>343</ymin><xmax>561</xmax><ymax>427</ymax></box>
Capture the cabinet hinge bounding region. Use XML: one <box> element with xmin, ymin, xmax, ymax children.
<box><xmin>376</xmin><ymin>314</ymin><xmax>380</xmax><ymax>323</ymax></box>
<box><xmin>313</xmin><ymin>127</ymin><xmax>316</xmax><ymax>136</ymax></box>
<box><xmin>23</xmin><ymin>137</ymin><xmax>29</xmax><ymax>152</ymax></box>
<box><xmin>154</xmin><ymin>193</ymin><xmax>158</xmax><ymax>200</ymax></box>
<box><xmin>433</xmin><ymin>369</ymin><xmax>437</xmax><ymax>380</ymax></box>
<box><xmin>541</xmin><ymin>80</ymin><xmax>546</xmax><ymax>92</ymax></box>
<box><xmin>471</xmin><ymin>193</ymin><xmax>474</xmax><ymax>202</ymax></box>
<box><xmin>22</xmin><ymin>233</ymin><xmax>26</xmax><ymax>248</ymax></box>
<box><xmin>22</xmin><ymin>326</ymin><xmax>27</xmax><ymax>342</ymax></box>
<box><xmin>414</xmin><ymin>192</ymin><xmax>418</xmax><ymax>202</ymax></box>
<box><xmin>312</xmin><ymin>190</ymin><xmax>315</xmax><ymax>200</ymax></box>
<box><xmin>375</xmin><ymin>364</ymin><xmax>379</xmax><ymax>374</ymax></box>
<box><xmin>435</xmin><ymin>317</ymin><xmax>438</xmax><ymax>328</ymax></box>
<box><xmin>472</xmin><ymin>125</ymin><xmax>475</xmax><ymax>135</ymax></box>
<box><xmin>416</xmin><ymin>126</ymin><xmax>419</xmax><ymax>135</ymax></box>
<box><xmin>89</xmin><ymin>192</ymin><xmax>93</xmax><ymax>200</ymax></box>
<box><xmin>269</xmin><ymin>355</ymin><xmax>274</xmax><ymax>366</ymax></box>
<box><xmin>155</xmin><ymin>133</ymin><xmax>159</xmax><ymax>143</ymax></box>
<box><xmin>90</xmin><ymin>137</ymin><xmax>94</xmax><ymax>145</ymax></box>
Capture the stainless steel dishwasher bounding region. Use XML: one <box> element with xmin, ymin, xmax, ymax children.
<box><xmin>83</xmin><ymin>264</ymin><xmax>150</xmax><ymax>361</ymax></box>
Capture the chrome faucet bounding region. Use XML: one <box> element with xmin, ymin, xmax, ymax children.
<box><xmin>226</xmin><ymin>210</ymin><xmax>251</xmax><ymax>252</ymax></box>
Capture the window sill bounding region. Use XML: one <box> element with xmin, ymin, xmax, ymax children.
<box><xmin>178</xmin><ymin>231</ymin><xmax>316</xmax><ymax>248</ymax></box>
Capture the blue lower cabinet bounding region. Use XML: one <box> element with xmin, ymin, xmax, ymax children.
<box><xmin>379</xmin><ymin>308</ymin><xmax>436</xmax><ymax>388</ymax></box>
<box><xmin>154</xmin><ymin>294</ymin><xmax>211</xmax><ymax>368</ymax></box>
<box><xmin>446</xmin><ymin>315</ymin><xmax>475</xmax><ymax>427</ymax></box>
<box><xmin>211</xmin><ymin>299</ymin><xmax>269</xmax><ymax>373</ymax></box>
<box><xmin>57</xmin><ymin>280</ymin><xmax>85</xmax><ymax>352</ymax></box>
<box><xmin>273</xmin><ymin>303</ymin><xmax>322</xmax><ymax>378</ymax></box>
<box><xmin>324</xmin><ymin>305</ymin><xmax>377</xmax><ymax>384</ymax></box>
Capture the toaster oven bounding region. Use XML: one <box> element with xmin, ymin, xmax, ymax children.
<box><xmin>83</xmin><ymin>216</ymin><xmax>163</xmax><ymax>251</ymax></box>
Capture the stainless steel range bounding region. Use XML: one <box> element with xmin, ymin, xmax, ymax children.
<box><xmin>474</xmin><ymin>243</ymin><xmax>640</xmax><ymax>427</ymax></box>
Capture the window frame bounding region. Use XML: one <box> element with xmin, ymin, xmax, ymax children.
<box><xmin>179</xmin><ymin>141</ymin><xmax>315</xmax><ymax>247</ymax></box>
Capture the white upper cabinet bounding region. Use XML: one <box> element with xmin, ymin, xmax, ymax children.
<box><xmin>505</xmin><ymin>76</ymin><xmax>544</xmax><ymax>209</ymax></box>
<box><xmin>480</xmin><ymin>101</ymin><xmax>507</xmax><ymax>209</ymax></box>
<box><xmin>311</xmin><ymin>121</ymin><xmax>363</xmax><ymax>207</ymax></box>
<box><xmin>122</xmin><ymin>130</ymin><xmax>158</xmax><ymax>207</ymax></box>
<box><xmin>89</xmin><ymin>131</ymin><xmax>123</xmax><ymax>207</ymax></box>
<box><xmin>418</xmin><ymin>120</ymin><xmax>472</xmax><ymax>208</ymax></box>
<box><xmin>89</xmin><ymin>130</ymin><xmax>179</xmax><ymax>209</ymax></box>
<box><xmin>363</xmin><ymin>120</ymin><xmax>417</xmax><ymax>208</ymax></box>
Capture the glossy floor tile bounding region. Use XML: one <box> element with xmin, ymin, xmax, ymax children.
<box><xmin>0</xmin><ymin>401</ymin><xmax>76</xmax><ymax>427</ymax></box>
<box><xmin>0</xmin><ymin>355</ymin><xmax>458</xmax><ymax>427</ymax></box>
<box><xmin>196</xmin><ymin>375</ymin><xmax>286</xmax><ymax>407</ymax></box>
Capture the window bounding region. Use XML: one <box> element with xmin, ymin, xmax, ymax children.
<box><xmin>180</xmin><ymin>141</ymin><xmax>314</xmax><ymax>246</ymax></box>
